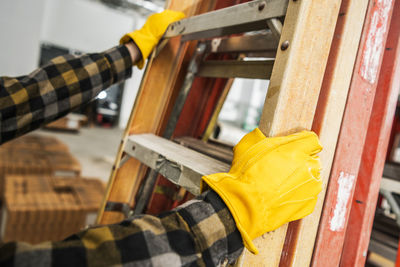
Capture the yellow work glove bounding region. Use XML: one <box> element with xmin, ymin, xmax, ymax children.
<box><xmin>201</xmin><ymin>128</ymin><xmax>323</xmax><ymax>254</ymax></box>
<box><xmin>120</xmin><ymin>10</ymin><xmax>185</xmax><ymax>69</ymax></box>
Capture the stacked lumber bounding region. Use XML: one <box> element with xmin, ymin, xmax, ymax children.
<box><xmin>0</xmin><ymin>134</ymin><xmax>69</xmax><ymax>152</ymax></box>
<box><xmin>0</xmin><ymin>135</ymin><xmax>81</xmax><ymax>197</ymax></box>
<box><xmin>45</xmin><ymin>113</ymin><xmax>88</xmax><ymax>132</ymax></box>
<box><xmin>1</xmin><ymin>175</ymin><xmax>105</xmax><ymax>244</ymax></box>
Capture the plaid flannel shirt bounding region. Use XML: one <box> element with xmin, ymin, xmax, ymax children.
<box><xmin>0</xmin><ymin>191</ymin><xmax>243</xmax><ymax>267</ymax></box>
<box><xmin>0</xmin><ymin>45</ymin><xmax>132</xmax><ymax>144</ymax></box>
<box><xmin>0</xmin><ymin>46</ymin><xmax>244</xmax><ymax>266</ymax></box>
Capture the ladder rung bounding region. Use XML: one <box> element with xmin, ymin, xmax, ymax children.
<box><xmin>380</xmin><ymin>177</ymin><xmax>400</xmax><ymax>195</ymax></box>
<box><xmin>175</xmin><ymin>136</ymin><xmax>233</xmax><ymax>164</ymax></box>
<box><xmin>369</xmin><ymin>234</ymin><xmax>397</xmax><ymax>261</ymax></box>
<box><xmin>197</xmin><ymin>60</ymin><xmax>274</xmax><ymax>79</ymax></box>
<box><xmin>208</xmin><ymin>32</ymin><xmax>278</xmax><ymax>54</ymax></box>
<box><xmin>383</xmin><ymin>162</ymin><xmax>400</xmax><ymax>181</ymax></box>
<box><xmin>164</xmin><ymin>0</ymin><xmax>288</xmax><ymax>41</ymax></box>
<box><xmin>124</xmin><ymin>134</ymin><xmax>230</xmax><ymax>195</ymax></box>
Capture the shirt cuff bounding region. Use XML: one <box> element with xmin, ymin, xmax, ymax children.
<box><xmin>103</xmin><ymin>45</ymin><xmax>133</xmax><ymax>85</ymax></box>
<box><xmin>175</xmin><ymin>190</ymin><xmax>244</xmax><ymax>265</ymax></box>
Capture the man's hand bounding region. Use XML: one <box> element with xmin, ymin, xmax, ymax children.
<box><xmin>121</xmin><ymin>10</ymin><xmax>185</xmax><ymax>69</ymax></box>
<box><xmin>201</xmin><ymin>128</ymin><xmax>323</xmax><ymax>254</ymax></box>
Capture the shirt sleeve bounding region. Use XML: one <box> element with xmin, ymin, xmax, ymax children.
<box><xmin>0</xmin><ymin>45</ymin><xmax>133</xmax><ymax>145</ymax></box>
<box><xmin>0</xmin><ymin>190</ymin><xmax>244</xmax><ymax>267</ymax></box>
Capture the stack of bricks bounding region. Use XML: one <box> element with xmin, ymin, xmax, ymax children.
<box><xmin>1</xmin><ymin>175</ymin><xmax>105</xmax><ymax>244</ymax></box>
<box><xmin>0</xmin><ymin>134</ymin><xmax>81</xmax><ymax>197</ymax></box>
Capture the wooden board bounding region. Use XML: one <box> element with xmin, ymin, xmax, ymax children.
<box><xmin>341</xmin><ymin>0</ymin><xmax>400</xmax><ymax>265</ymax></box>
<box><xmin>124</xmin><ymin>134</ymin><xmax>230</xmax><ymax>195</ymax></box>
<box><xmin>311</xmin><ymin>0</ymin><xmax>394</xmax><ymax>265</ymax></box>
<box><xmin>2</xmin><ymin>175</ymin><xmax>104</xmax><ymax>243</ymax></box>
<box><xmin>236</xmin><ymin>0</ymin><xmax>342</xmax><ymax>265</ymax></box>
<box><xmin>97</xmin><ymin>0</ymin><xmax>218</xmax><ymax>224</ymax></box>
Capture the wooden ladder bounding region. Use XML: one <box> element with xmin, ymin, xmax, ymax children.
<box><xmin>94</xmin><ymin>0</ymin><xmax>385</xmax><ymax>265</ymax></box>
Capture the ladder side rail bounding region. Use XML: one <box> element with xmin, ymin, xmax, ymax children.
<box><xmin>236</xmin><ymin>0</ymin><xmax>342</xmax><ymax>266</ymax></box>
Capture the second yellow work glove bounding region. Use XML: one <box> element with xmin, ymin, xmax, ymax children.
<box><xmin>120</xmin><ymin>10</ymin><xmax>185</xmax><ymax>69</ymax></box>
<box><xmin>201</xmin><ymin>128</ymin><xmax>323</xmax><ymax>254</ymax></box>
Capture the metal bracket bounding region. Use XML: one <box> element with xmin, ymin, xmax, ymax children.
<box><xmin>267</xmin><ymin>18</ymin><xmax>283</xmax><ymax>41</ymax></box>
<box><xmin>118</xmin><ymin>154</ymin><xmax>131</xmax><ymax>169</ymax></box>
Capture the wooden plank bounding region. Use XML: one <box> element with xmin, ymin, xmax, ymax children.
<box><xmin>341</xmin><ymin>0</ymin><xmax>400</xmax><ymax>265</ymax></box>
<box><xmin>124</xmin><ymin>134</ymin><xmax>230</xmax><ymax>195</ymax></box>
<box><xmin>369</xmin><ymin>239</ymin><xmax>397</xmax><ymax>262</ymax></box>
<box><xmin>197</xmin><ymin>60</ymin><xmax>273</xmax><ymax>79</ymax></box>
<box><xmin>236</xmin><ymin>0</ymin><xmax>342</xmax><ymax>266</ymax></box>
<box><xmin>310</xmin><ymin>0</ymin><xmax>393</xmax><ymax>265</ymax></box>
<box><xmin>96</xmin><ymin>0</ymin><xmax>218</xmax><ymax>225</ymax></box>
<box><xmin>383</xmin><ymin>162</ymin><xmax>400</xmax><ymax>181</ymax></box>
<box><xmin>175</xmin><ymin>136</ymin><xmax>233</xmax><ymax>164</ymax></box>
<box><xmin>164</xmin><ymin>0</ymin><xmax>288</xmax><ymax>41</ymax></box>
<box><xmin>282</xmin><ymin>0</ymin><xmax>371</xmax><ymax>266</ymax></box>
<box><xmin>278</xmin><ymin>0</ymin><xmax>369</xmax><ymax>265</ymax></box>
<box><xmin>207</xmin><ymin>33</ymin><xmax>278</xmax><ymax>54</ymax></box>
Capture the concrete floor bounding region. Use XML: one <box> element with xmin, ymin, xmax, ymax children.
<box><xmin>36</xmin><ymin>126</ymin><xmax>124</xmax><ymax>183</ymax></box>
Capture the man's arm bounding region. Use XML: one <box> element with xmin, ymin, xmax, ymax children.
<box><xmin>0</xmin><ymin>190</ymin><xmax>244</xmax><ymax>267</ymax></box>
<box><xmin>0</xmin><ymin>8</ymin><xmax>183</xmax><ymax>145</ymax></box>
<box><xmin>0</xmin><ymin>44</ymin><xmax>141</xmax><ymax>145</ymax></box>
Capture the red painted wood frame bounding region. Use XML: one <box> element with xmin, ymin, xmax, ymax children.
<box><xmin>340</xmin><ymin>0</ymin><xmax>400</xmax><ymax>265</ymax></box>
<box><xmin>311</xmin><ymin>0</ymin><xmax>396</xmax><ymax>266</ymax></box>
<box><xmin>397</xmin><ymin>239</ymin><xmax>400</xmax><ymax>267</ymax></box>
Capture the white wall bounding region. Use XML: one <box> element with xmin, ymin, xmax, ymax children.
<box><xmin>40</xmin><ymin>0</ymin><xmax>142</xmax><ymax>129</ymax></box>
<box><xmin>40</xmin><ymin>0</ymin><xmax>135</xmax><ymax>53</ymax></box>
<box><xmin>0</xmin><ymin>0</ymin><xmax>47</xmax><ymax>76</ymax></box>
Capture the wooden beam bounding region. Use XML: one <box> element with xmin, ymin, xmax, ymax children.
<box><xmin>124</xmin><ymin>134</ymin><xmax>230</xmax><ymax>195</ymax></box>
<box><xmin>312</xmin><ymin>0</ymin><xmax>394</xmax><ymax>265</ymax></box>
<box><xmin>279</xmin><ymin>0</ymin><xmax>369</xmax><ymax>264</ymax></box>
<box><xmin>197</xmin><ymin>60</ymin><xmax>274</xmax><ymax>79</ymax></box>
<box><xmin>236</xmin><ymin>0</ymin><xmax>342</xmax><ymax>265</ymax></box>
<box><xmin>341</xmin><ymin>0</ymin><xmax>400</xmax><ymax>265</ymax></box>
<box><xmin>164</xmin><ymin>0</ymin><xmax>289</xmax><ymax>41</ymax></box>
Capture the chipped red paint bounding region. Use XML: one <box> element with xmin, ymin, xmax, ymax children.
<box><xmin>341</xmin><ymin>0</ymin><xmax>400</xmax><ymax>265</ymax></box>
<box><xmin>312</xmin><ymin>0</ymin><xmax>395</xmax><ymax>266</ymax></box>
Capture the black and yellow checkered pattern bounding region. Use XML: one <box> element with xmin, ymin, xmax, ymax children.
<box><xmin>0</xmin><ymin>191</ymin><xmax>243</xmax><ymax>266</ymax></box>
<box><xmin>0</xmin><ymin>45</ymin><xmax>132</xmax><ymax>144</ymax></box>
<box><xmin>0</xmin><ymin>45</ymin><xmax>244</xmax><ymax>266</ymax></box>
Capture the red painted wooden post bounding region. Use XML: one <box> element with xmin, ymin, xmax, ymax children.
<box><xmin>341</xmin><ymin>0</ymin><xmax>400</xmax><ymax>265</ymax></box>
<box><xmin>311</xmin><ymin>0</ymin><xmax>395</xmax><ymax>266</ymax></box>
<box><xmin>396</xmin><ymin>239</ymin><xmax>400</xmax><ymax>267</ymax></box>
